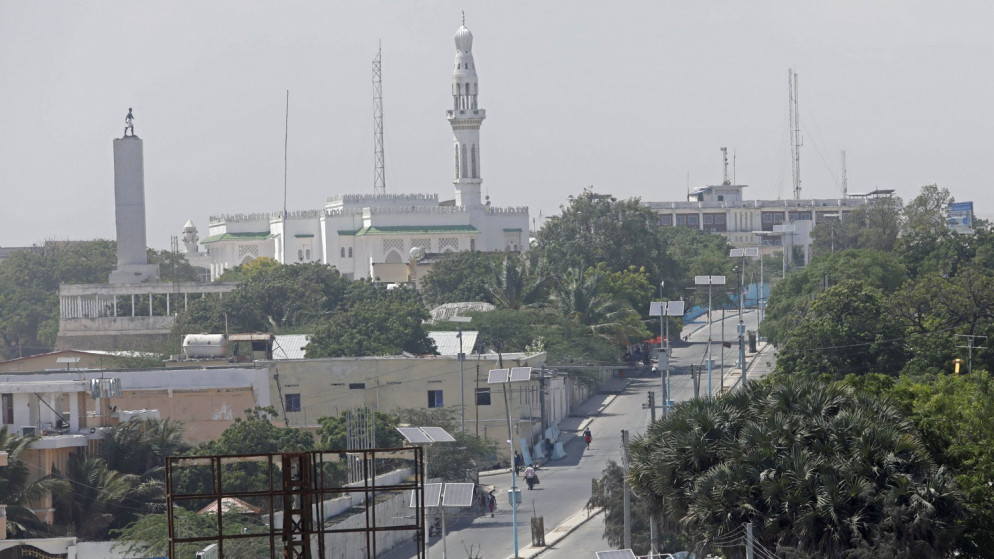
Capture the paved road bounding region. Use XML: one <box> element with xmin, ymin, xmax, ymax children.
<box><xmin>384</xmin><ymin>309</ymin><xmax>770</xmax><ymax>559</ymax></box>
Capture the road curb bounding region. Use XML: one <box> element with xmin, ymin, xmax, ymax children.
<box><xmin>506</xmin><ymin>506</ymin><xmax>605</xmax><ymax>559</ymax></box>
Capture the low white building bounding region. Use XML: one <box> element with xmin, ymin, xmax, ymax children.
<box><xmin>186</xmin><ymin>20</ymin><xmax>529</xmax><ymax>282</ymax></box>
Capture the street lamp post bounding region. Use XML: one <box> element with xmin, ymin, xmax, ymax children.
<box><xmin>451</xmin><ymin>316</ymin><xmax>472</xmax><ymax>432</ymax></box>
<box><xmin>650</xmin><ymin>294</ymin><xmax>684</xmax><ymax>414</ymax></box>
<box><xmin>694</xmin><ymin>275</ymin><xmax>726</xmax><ymax>396</ymax></box>
<box><xmin>487</xmin><ymin>368</ymin><xmax>530</xmax><ymax>559</ymax></box>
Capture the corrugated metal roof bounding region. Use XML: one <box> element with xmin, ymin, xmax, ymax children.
<box><xmin>273</xmin><ymin>335</ymin><xmax>309</xmax><ymax>360</ymax></box>
<box><xmin>429</xmin><ymin>331</ymin><xmax>478</xmax><ymax>356</ymax></box>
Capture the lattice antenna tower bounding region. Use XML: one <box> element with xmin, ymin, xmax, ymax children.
<box><xmin>841</xmin><ymin>149</ymin><xmax>848</xmax><ymax>198</ymax></box>
<box><xmin>721</xmin><ymin>147</ymin><xmax>730</xmax><ymax>185</ymax></box>
<box><xmin>788</xmin><ymin>69</ymin><xmax>802</xmax><ymax>200</ymax></box>
<box><xmin>373</xmin><ymin>41</ymin><xmax>386</xmax><ymax>195</ymax></box>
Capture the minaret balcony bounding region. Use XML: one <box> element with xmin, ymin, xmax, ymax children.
<box><xmin>446</xmin><ymin>109</ymin><xmax>486</xmax><ymax>119</ymax></box>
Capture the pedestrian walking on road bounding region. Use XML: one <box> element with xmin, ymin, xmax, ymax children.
<box><xmin>583</xmin><ymin>427</ymin><xmax>592</xmax><ymax>449</ymax></box>
<box><xmin>513</xmin><ymin>451</ymin><xmax>523</xmax><ymax>476</ymax></box>
<box><xmin>524</xmin><ymin>465</ymin><xmax>538</xmax><ymax>490</ymax></box>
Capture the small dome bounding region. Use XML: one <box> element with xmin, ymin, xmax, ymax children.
<box><xmin>454</xmin><ymin>25</ymin><xmax>473</xmax><ymax>52</ymax></box>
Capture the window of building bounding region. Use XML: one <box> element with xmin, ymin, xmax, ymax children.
<box><xmin>476</xmin><ymin>388</ymin><xmax>491</xmax><ymax>406</ymax></box>
<box><xmin>763</xmin><ymin>214</ymin><xmax>773</xmax><ymax>223</ymax></box>
<box><xmin>1</xmin><ymin>394</ymin><xmax>12</xmax><ymax>424</ymax></box>
<box><xmin>306</xmin><ymin>249</ymin><xmax>311</xmax><ymax>260</ymax></box>
<box><xmin>298</xmin><ymin>249</ymin><xmax>303</xmax><ymax>262</ymax></box>
<box><xmin>428</xmin><ymin>390</ymin><xmax>444</xmax><ymax>408</ymax></box>
<box><xmin>340</xmin><ymin>248</ymin><xmax>345</xmax><ymax>258</ymax></box>
<box><xmin>348</xmin><ymin>247</ymin><xmax>353</xmax><ymax>258</ymax></box>
<box><xmin>676</xmin><ymin>215</ymin><xmax>687</xmax><ymax>225</ymax></box>
<box><xmin>661</xmin><ymin>215</ymin><xmax>673</xmax><ymax>226</ymax></box>
<box><xmin>703</xmin><ymin>214</ymin><xmax>713</xmax><ymax>225</ymax></box>
<box><xmin>717</xmin><ymin>195</ymin><xmax>724</xmax><ymax>201</ymax></box>
<box><xmin>687</xmin><ymin>215</ymin><xmax>699</xmax><ymax>226</ymax></box>
<box><xmin>349</xmin><ymin>383</ymin><xmax>366</xmax><ymax>390</ymax></box>
<box><xmin>774</xmin><ymin>214</ymin><xmax>784</xmax><ymax>223</ymax></box>
<box><xmin>285</xmin><ymin>394</ymin><xmax>301</xmax><ymax>413</ymax></box>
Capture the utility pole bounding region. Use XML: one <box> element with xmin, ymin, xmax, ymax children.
<box><xmin>648</xmin><ymin>391</ymin><xmax>656</xmax><ymax>423</ymax></box>
<box><xmin>621</xmin><ymin>429</ymin><xmax>632</xmax><ymax>550</ymax></box>
<box><xmin>746</xmin><ymin>522</ymin><xmax>755</xmax><ymax>559</ymax></box>
<box><xmin>956</xmin><ymin>335</ymin><xmax>987</xmax><ymax>375</ymax></box>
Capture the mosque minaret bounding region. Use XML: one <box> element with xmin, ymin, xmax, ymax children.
<box><xmin>448</xmin><ymin>16</ymin><xmax>485</xmax><ymax>209</ymax></box>
<box><xmin>190</xmin><ymin>15</ymin><xmax>529</xmax><ymax>282</ymax></box>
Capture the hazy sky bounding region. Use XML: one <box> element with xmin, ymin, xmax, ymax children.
<box><xmin>2</xmin><ymin>2</ymin><xmax>992</xmax><ymax>249</ymax></box>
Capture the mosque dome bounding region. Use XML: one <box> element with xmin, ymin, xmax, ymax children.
<box><xmin>454</xmin><ymin>25</ymin><xmax>473</xmax><ymax>52</ymax></box>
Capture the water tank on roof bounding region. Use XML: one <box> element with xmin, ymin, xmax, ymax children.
<box><xmin>183</xmin><ymin>334</ymin><xmax>227</xmax><ymax>358</ymax></box>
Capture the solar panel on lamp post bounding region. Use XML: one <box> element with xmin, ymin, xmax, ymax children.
<box><xmin>487</xmin><ymin>367</ymin><xmax>531</xmax><ymax>559</ymax></box>
<box><xmin>694</xmin><ymin>275</ymin><xmax>725</xmax><ymax>396</ymax></box>
<box><xmin>397</xmin><ymin>426</ymin><xmax>456</xmax><ymax>559</ymax></box>
<box><xmin>649</xmin><ymin>298</ymin><xmax>684</xmax><ymax>415</ymax></box>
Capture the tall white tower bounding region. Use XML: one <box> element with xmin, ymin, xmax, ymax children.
<box><xmin>448</xmin><ymin>16</ymin><xmax>486</xmax><ymax>208</ymax></box>
<box><xmin>109</xmin><ymin>132</ymin><xmax>160</xmax><ymax>284</ymax></box>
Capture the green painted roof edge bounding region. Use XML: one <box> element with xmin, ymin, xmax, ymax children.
<box><xmin>201</xmin><ymin>232</ymin><xmax>274</xmax><ymax>243</ymax></box>
<box><xmin>342</xmin><ymin>225</ymin><xmax>480</xmax><ymax>236</ymax></box>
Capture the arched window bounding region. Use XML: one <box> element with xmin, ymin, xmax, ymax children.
<box><xmin>340</xmin><ymin>248</ymin><xmax>345</xmax><ymax>258</ymax></box>
<box><xmin>305</xmin><ymin>249</ymin><xmax>311</xmax><ymax>260</ymax></box>
<box><xmin>455</xmin><ymin>144</ymin><xmax>460</xmax><ymax>178</ymax></box>
<box><xmin>470</xmin><ymin>238</ymin><xmax>476</xmax><ymax>251</ymax></box>
<box><xmin>471</xmin><ymin>145</ymin><xmax>477</xmax><ymax>178</ymax></box>
<box><xmin>348</xmin><ymin>247</ymin><xmax>353</xmax><ymax>258</ymax></box>
<box><xmin>297</xmin><ymin>249</ymin><xmax>303</xmax><ymax>262</ymax></box>
<box><xmin>461</xmin><ymin>144</ymin><xmax>468</xmax><ymax>178</ymax></box>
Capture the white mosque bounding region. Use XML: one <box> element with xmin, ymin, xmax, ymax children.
<box><xmin>182</xmin><ymin>19</ymin><xmax>529</xmax><ymax>282</ymax></box>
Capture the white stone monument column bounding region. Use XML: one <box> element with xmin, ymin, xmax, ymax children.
<box><xmin>110</xmin><ymin>134</ymin><xmax>160</xmax><ymax>283</ymax></box>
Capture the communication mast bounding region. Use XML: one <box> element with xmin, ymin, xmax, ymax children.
<box><xmin>841</xmin><ymin>149</ymin><xmax>848</xmax><ymax>198</ymax></box>
<box><xmin>721</xmin><ymin>147</ymin><xmax>730</xmax><ymax>185</ymax></box>
<box><xmin>373</xmin><ymin>42</ymin><xmax>386</xmax><ymax>195</ymax></box>
<box><xmin>788</xmin><ymin>69</ymin><xmax>802</xmax><ymax>200</ymax></box>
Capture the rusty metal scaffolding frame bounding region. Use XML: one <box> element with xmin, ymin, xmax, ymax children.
<box><xmin>165</xmin><ymin>447</ymin><xmax>426</xmax><ymax>559</ymax></box>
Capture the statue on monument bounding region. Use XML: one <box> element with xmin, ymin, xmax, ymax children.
<box><xmin>124</xmin><ymin>108</ymin><xmax>135</xmax><ymax>137</ymax></box>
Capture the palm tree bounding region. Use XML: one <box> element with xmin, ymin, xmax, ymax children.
<box><xmin>549</xmin><ymin>267</ymin><xmax>642</xmax><ymax>346</ymax></box>
<box><xmin>486</xmin><ymin>253</ymin><xmax>549</xmax><ymax>310</ymax></box>
<box><xmin>0</xmin><ymin>426</ymin><xmax>66</xmax><ymax>537</ymax></box>
<box><xmin>628</xmin><ymin>378</ymin><xmax>964</xmax><ymax>558</ymax></box>
<box><xmin>52</xmin><ymin>454</ymin><xmax>160</xmax><ymax>540</ymax></box>
<box><xmin>101</xmin><ymin>418</ymin><xmax>188</xmax><ymax>479</ymax></box>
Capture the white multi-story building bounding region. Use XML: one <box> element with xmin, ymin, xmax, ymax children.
<box><xmin>646</xmin><ymin>181</ymin><xmax>893</xmax><ymax>264</ymax></box>
<box><xmin>187</xmin><ymin>19</ymin><xmax>529</xmax><ymax>282</ymax></box>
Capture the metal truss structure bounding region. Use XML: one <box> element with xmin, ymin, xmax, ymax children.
<box><xmin>165</xmin><ymin>447</ymin><xmax>426</xmax><ymax>559</ymax></box>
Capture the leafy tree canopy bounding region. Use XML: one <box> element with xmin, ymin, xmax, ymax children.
<box><xmin>629</xmin><ymin>377</ymin><xmax>964</xmax><ymax>559</ymax></box>
<box><xmin>773</xmin><ymin>279</ymin><xmax>907</xmax><ymax>379</ymax></box>
<box><xmin>420</xmin><ymin>251</ymin><xmax>503</xmax><ymax>306</ymax></box>
<box><xmin>761</xmin><ymin>248</ymin><xmax>906</xmax><ymax>345</ymax></box>
<box><xmin>306</xmin><ymin>282</ymin><xmax>436</xmax><ymax>357</ymax></box>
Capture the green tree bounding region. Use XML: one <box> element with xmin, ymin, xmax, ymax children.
<box><xmin>395</xmin><ymin>408</ymin><xmax>497</xmax><ymax>482</ymax></box>
<box><xmin>773</xmin><ymin>279</ymin><xmax>907</xmax><ymax>379</ymax></box>
<box><xmin>0</xmin><ymin>427</ymin><xmax>64</xmax><ymax>538</ymax></box>
<box><xmin>317</xmin><ymin>410</ymin><xmax>404</xmax><ymax>450</ymax></box>
<box><xmin>549</xmin><ymin>267</ymin><xmax>648</xmax><ymax>347</ymax></box>
<box><xmin>420</xmin><ymin>251</ymin><xmax>502</xmax><ymax>306</ymax></box>
<box><xmin>113</xmin><ymin>506</ymin><xmax>269</xmax><ymax>559</ymax></box>
<box><xmin>52</xmin><ymin>455</ymin><xmax>162</xmax><ymax>540</ymax></box>
<box><xmin>761</xmin><ymin>249</ymin><xmax>906</xmax><ymax>345</ymax></box>
<box><xmin>628</xmin><ymin>377</ymin><xmax>964</xmax><ymax>558</ymax></box>
<box><xmin>588</xmin><ymin>461</ymin><xmax>685</xmax><ymax>555</ymax></box>
<box><xmin>486</xmin><ymin>253</ymin><xmax>550</xmax><ymax>310</ymax></box>
<box><xmin>101</xmin><ymin>418</ymin><xmax>188</xmax><ymax>479</ymax></box>
<box><xmin>0</xmin><ymin>240</ymin><xmax>117</xmax><ymax>358</ymax></box>
<box><xmin>533</xmin><ymin>189</ymin><xmax>673</xmax><ymax>283</ymax></box>
<box><xmin>306</xmin><ymin>282</ymin><xmax>436</xmax><ymax>357</ymax></box>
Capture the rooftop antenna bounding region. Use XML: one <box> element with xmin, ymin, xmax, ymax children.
<box><xmin>721</xmin><ymin>147</ymin><xmax>730</xmax><ymax>185</ymax></box>
<box><xmin>282</xmin><ymin>90</ymin><xmax>289</xmax><ymax>263</ymax></box>
<box><xmin>788</xmin><ymin>69</ymin><xmax>802</xmax><ymax>200</ymax></box>
<box><xmin>841</xmin><ymin>149</ymin><xmax>848</xmax><ymax>198</ymax></box>
<box><xmin>373</xmin><ymin>41</ymin><xmax>386</xmax><ymax>195</ymax></box>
